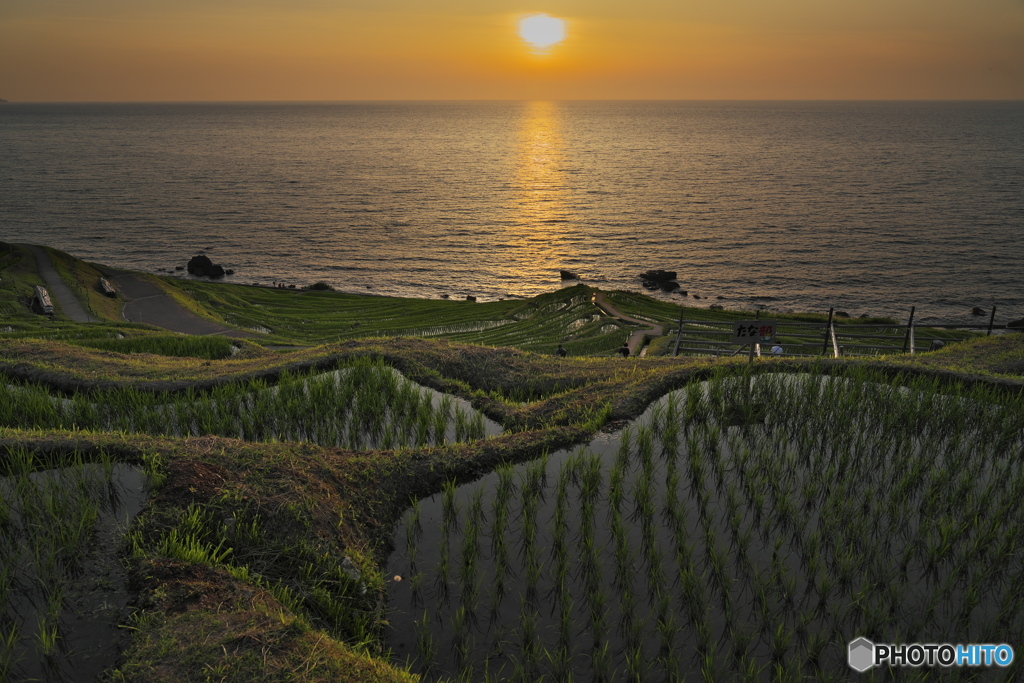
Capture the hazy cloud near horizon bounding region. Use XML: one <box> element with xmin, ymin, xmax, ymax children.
<box><xmin>1</xmin><ymin>0</ymin><xmax>1021</xmax><ymax>101</ymax></box>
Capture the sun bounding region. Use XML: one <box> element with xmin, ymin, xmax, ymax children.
<box><xmin>517</xmin><ymin>13</ymin><xmax>567</xmax><ymax>52</ymax></box>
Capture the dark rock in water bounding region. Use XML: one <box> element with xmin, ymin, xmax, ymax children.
<box><xmin>710</xmin><ymin>304</ymin><xmax>724</xmax><ymax>311</ymax></box>
<box><xmin>716</xmin><ymin>296</ymin><xmax>725</xmax><ymax>300</ymax></box>
<box><xmin>693</xmin><ymin>294</ymin><xmax>700</xmax><ymax>300</ymax></box>
<box><xmin>639</xmin><ymin>270</ymin><xmax>677</xmax><ymax>282</ymax></box>
<box><xmin>677</xmin><ymin>290</ymin><xmax>688</xmax><ymax>296</ymax></box>
<box><xmin>559</xmin><ymin>270</ymin><xmax>579</xmax><ymax>280</ymax></box>
<box><xmin>288</xmin><ymin>284</ymin><xmax>296</xmax><ymax>289</ymax></box>
<box><xmin>1007</xmin><ymin>318</ymin><xmax>1024</xmax><ymax>331</ymax></box>
<box><xmin>835</xmin><ymin>311</ymin><xmax>850</xmax><ymax>318</ymax></box>
<box><xmin>174</xmin><ymin>266</ymin><xmax>184</xmax><ymax>271</ymax></box>
<box><xmin>466</xmin><ymin>295</ymin><xmax>477</xmax><ymax>302</ymax></box>
<box><xmin>187</xmin><ymin>254</ymin><xmax>225</xmax><ymax>278</ymax></box>
<box><xmin>639</xmin><ymin>270</ymin><xmax>680</xmax><ymax>294</ymax></box>
<box><xmin>972</xmin><ymin>307</ymin><xmax>986</xmax><ymax>316</ymax></box>
<box><xmin>440</xmin><ymin>294</ymin><xmax>450</xmax><ymax>299</ymax></box>
<box><xmin>859</xmin><ymin>313</ymin><xmax>870</xmax><ymax>318</ymax></box>
<box><xmin>225</xmin><ymin>269</ymin><xmax>235</xmax><ymax>275</ymax></box>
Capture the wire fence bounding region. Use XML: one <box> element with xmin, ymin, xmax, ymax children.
<box><xmin>667</xmin><ymin>306</ymin><xmax>1014</xmax><ymax>358</ymax></box>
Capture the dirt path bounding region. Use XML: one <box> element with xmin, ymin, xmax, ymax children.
<box><xmin>108</xmin><ymin>271</ymin><xmax>260</xmax><ymax>339</ymax></box>
<box><xmin>24</xmin><ymin>245</ymin><xmax>98</xmax><ymax>323</ymax></box>
<box><xmin>592</xmin><ymin>291</ymin><xmax>664</xmax><ymax>356</ymax></box>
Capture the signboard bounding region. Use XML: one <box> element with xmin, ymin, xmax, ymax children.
<box><xmin>732</xmin><ymin>320</ymin><xmax>776</xmax><ymax>345</ymax></box>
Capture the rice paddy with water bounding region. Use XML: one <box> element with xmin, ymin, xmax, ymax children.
<box><xmin>387</xmin><ymin>370</ymin><xmax>1024</xmax><ymax>682</ymax></box>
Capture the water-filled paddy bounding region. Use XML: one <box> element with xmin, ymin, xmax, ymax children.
<box><xmin>0</xmin><ymin>454</ymin><xmax>146</xmax><ymax>681</ymax></box>
<box><xmin>386</xmin><ymin>373</ymin><xmax>1024</xmax><ymax>681</ymax></box>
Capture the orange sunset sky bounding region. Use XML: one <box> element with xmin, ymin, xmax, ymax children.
<box><xmin>1</xmin><ymin>0</ymin><xmax>1022</xmax><ymax>101</ymax></box>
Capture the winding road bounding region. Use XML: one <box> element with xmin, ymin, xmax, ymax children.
<box><xmin>592</xmin><ymin>291</ymin><xmax>664</xmax><ymax>356</ymax></box>
<box><xmin>22</xmin><ymin>244</ymin><xmax>256</xmax><ymax>338</ymax></box>
<box><xmin>25</xmin><ymin>245</ymin><xmax>98</xmax><ymax>323</ymax></box>
<box><xmin>108</xmin><ymin>271</ymin><xmax>259</xmax><ymax>339</ymax></box>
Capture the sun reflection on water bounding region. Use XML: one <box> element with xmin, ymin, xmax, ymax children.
<box><xmin>498</xmin><ymin>101</ymin><xmax>577</xmax><ymax>284</ymax></box>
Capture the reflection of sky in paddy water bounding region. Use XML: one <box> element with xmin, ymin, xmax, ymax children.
<box><xmin>1</xmin><ymin>463</ymin><xmax>147</xmax><ymax>682</ymax></box>
<box><xmin>385</xmin><ymin>374</ymin><xmax>1023</xmax><ymax>681</ymax></box>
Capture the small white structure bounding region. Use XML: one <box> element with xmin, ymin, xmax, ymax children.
<box><xmin>32</xmin><ymin>285</ymin><xmax>53</xmax><ymax>316</ymax></box>
<box><xmin>99</xmin><ymin>277</ymin><xmax>117</xmax><ymax>297</ymax></box>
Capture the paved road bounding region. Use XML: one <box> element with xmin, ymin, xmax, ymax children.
<box><xmin>24</xmin><ymin>244</ymin><xmax>98</xmax><ymax>322</ymax></box>
<box><xmin>592</xmin><ymin>291</ymin><xmax>664</xmax><ymax>356</ymax></box>
<box><xmin>109</xmin><ymin>271</ymin><xmax>259</xmax><ymax>339</ymax></box>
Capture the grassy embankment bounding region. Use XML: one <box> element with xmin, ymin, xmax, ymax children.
<box><xmin>1</xmin><ymin>244</ymin><xmax>1022</xmax><ymax>681</ymax></box>
<box><xmin>4</xmin><ymin>241</ymin><xmax>986</xmax><ymax>357</ymax></box>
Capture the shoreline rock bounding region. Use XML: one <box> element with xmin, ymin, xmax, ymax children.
<box><xmin>187</xmin><ymin>254</ymin><xmax>226</xmax><ymax>278</ymax></box>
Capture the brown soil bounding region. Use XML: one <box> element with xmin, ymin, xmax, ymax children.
<box><xmin>153</xmin><ymin>457</ymin><xmax>231</xmax><ymax>508</ymax></box>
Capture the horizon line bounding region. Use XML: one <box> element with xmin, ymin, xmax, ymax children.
<box><xmin>3</xmin><ymin>97</ymin><xmax>1023</xmax><ymax>105</ymax></box>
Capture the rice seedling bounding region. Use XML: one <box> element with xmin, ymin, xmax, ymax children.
<box><xmin>442</xmin><ymin>480</ymin><xmax>460</xmax><ymax>537</ymax></box>
<box><xmin>415</xmin><ymin>609</ymin><xmax>437</xmax><ymax>675</ymax></box>
<box><xmin>434</xmin><ymin>533</ymin><xmax>451</xmax><ymax>605</ymax></box>
<box><xmin>623</xmin><ymin>641</ymin><xmax>645</xmax><ymax>683</ymax></box>
<box><xmin>0</xmin><ymin>622</ymin><xmax>20</xmax><ymax>681</ymax></box>
<box><xmin>518</xmin><ymin>598</ymin><xmax>541</xmax><ymax>680</ymax></box>
<box><xmin>459</xmin><ymin>516</ymin><xmax>480</xmax><ymax>611</ymax></box>
<box><xmin>590</xmin><ymin>640</ymin><xmax>613</xmax><ymax>683</ymax></box>
<box><xmin>34</xmin><ymin>617</ymin><xmax>59</xmax><ymax>658</ymax></box>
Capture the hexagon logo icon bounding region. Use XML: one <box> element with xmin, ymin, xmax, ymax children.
<box><xmin>848</xmin><ymin>637</ymin><xmax>875</xmax><ymax>672</ymax></box>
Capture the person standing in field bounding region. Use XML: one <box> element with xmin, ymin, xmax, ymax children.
<box><xmin>555</xmin><ymin>344</ymin><xmax>567</xmax><ymax>357</ymax></box>
<box><xmin>617</xmin><ymin>342</ymin><xmax>630</xmax><ymax>358</ymax></box>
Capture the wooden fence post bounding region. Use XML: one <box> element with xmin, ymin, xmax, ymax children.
<box><xmin>672</xmin><ymin>309</ymin><xmax>684</xmax><ymax>357</ymax></box>
<box><xmin>988</xmin><ymin>306</ymin><xmax>997</xmax><ymax>336</ymax></box>
<box><xmin>822</xmin><ymin>307</ymin><xmax>834</xmax><ymax>356</ymax></box>
<box><xmin>902</xmin><ymin>306</ymin><xmax>916</xmax><ymax>353</ymax></box>
<box><xmin>754</xmin><ymin>309</ymin><xmax>761</xmax><ymax>358</ymax></box>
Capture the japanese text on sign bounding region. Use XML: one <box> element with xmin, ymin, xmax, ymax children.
<box><xmin>732</xmin><ymin>320</ymin><xmax>776</xmax><ymax>345</ymax></box>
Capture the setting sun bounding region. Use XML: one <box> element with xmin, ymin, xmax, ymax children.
<box><xmin>517</xmin><ymin>13</ymin><xmax>567</xmax><ymax>52</ymax></box>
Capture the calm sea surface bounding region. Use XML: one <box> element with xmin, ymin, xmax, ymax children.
<box><xmin>1</xmin><ymin>101</ymin><xmax>1022</xmax><ymax>323</ymax></box>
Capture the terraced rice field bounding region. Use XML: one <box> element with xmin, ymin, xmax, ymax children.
<box><xmin>0</xmin><ymin>359</ymin><xmax>499</xmax><ymax>449</ymax></box>
<box><xmin>386</xmin><ymin>371</ymin><xmax>1024</xmax><ymax>682</ymax></box>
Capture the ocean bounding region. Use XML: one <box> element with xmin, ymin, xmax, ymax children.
<box><xmin>1</xmin><ymin>100</ymin><xmax>1021</xmax><ymax>324</ymax></box>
